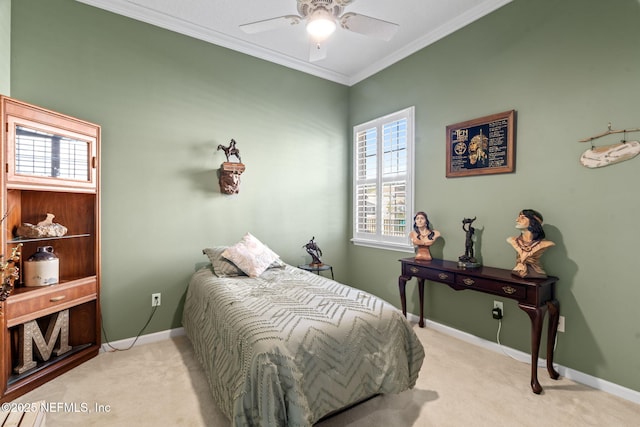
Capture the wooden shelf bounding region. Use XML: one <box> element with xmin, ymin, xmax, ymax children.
<box><xmin>0</xmin><ymin>95</ymin><xmax>101</xmax><ymax>403</ymax></box>
<box><xmin>9</xmin><ymin>234</ymin><xmax>91</xmax><ymax>244</ymax></box>
<box><xmin>7</xmin><ymin>343</ymin><xmax>93</xmax><ymax>386</ymax></box>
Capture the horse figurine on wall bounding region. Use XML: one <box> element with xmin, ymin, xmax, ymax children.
<box><xmin>217</xmin><ymin>139</ymin><xmax>242</xmax><ymax>163</ymax></box>
<box><xmin>216</xmin><ymin>138</ymin><xmax>245</xmax><ymax>194</ymax></box>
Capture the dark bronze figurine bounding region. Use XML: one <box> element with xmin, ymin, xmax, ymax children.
<box><xmin>458</xmin><ymin>217</ymin><xmax>479</xmax><ymax>267</ymax></box>
<box><xmin>303</xmin><ymin>236</ymin><xmax>323</xmax><ymax>266</ymax></box>
<box><xmin>217</xmin><ymin>139</ymin><xmax>242</xmax><ymax>163</ymax></box>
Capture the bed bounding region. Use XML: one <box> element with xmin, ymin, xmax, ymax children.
<box><xmin>182</xmin><ymin>236</ymin><xmax>425</xmax><ymax>426</ymax></box>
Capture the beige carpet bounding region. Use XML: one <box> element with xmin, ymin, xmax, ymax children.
<box><xmin>14</xmin><ymin>324</ymin><xmax>639</xmax><ymax>426</ymax></box>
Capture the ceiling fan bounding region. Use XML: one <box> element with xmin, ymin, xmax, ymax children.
<box><xmin>239</xmin><ymin>0</ymin><xmax>399</xmax><ymax>62</ymax></box>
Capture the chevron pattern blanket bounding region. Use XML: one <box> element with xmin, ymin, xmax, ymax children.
<box><xmin>183</xmin><ymin>265</ymin><xmax>424</xmax><ymax>426</ymax></box>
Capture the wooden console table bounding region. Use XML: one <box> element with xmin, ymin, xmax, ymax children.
<box><xmin>398</xmin><ymin>258</ymin><xmax>560</xmax><ymax>394</ymax></box>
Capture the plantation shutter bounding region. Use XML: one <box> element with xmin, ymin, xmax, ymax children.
<box><xmin>353</xmin><ymin>107</ymin><xmax>414</xmax><ymax>250</ymax></box>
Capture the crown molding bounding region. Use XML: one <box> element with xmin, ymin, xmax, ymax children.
<box><xmin>349</xmin><ymin>0</ymin><xmax>513</xmax><ymax>85</ymax></box>
<box><xmin>76</xmin><ymin>0</ymin><xmax>512</xmax><ymax>86</ymax></box>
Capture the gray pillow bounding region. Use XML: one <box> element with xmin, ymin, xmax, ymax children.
<box><xmin>203</xmin><ymin>247</ymin><xmax>245</xmax><ymax>277</ymax></box>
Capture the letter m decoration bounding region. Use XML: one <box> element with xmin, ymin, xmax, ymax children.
<box><xmin>14</xmin><ymin>309</ymin><xmax>72</xmax><ymax>374</ymax></box>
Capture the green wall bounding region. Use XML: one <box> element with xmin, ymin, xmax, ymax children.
<box><xmin>8</xmin><ymin>0</ymin><xmax>349</xmax><ymax>343</ymax></box>
<box><xmin>0</xmin><ymin>0</ymin><xmax>9</xmax><ymax>95</ymax></box>
<box><xmin>349</xmin><ymin>0</ymin><xmax>640</xmax><ymax>393</ymax></box>
<box><xmin>6</xmin><ymin>0</ymin><xmax>640</xmax><ymax>395</ymax></box>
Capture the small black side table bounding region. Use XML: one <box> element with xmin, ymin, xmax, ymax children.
<box><xmin>298</xmin><ymin>264</ymin><xmax>334</xmax><ymax>279</ymax></box>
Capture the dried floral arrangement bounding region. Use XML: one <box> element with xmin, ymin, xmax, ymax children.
<box><xmin>0</xmin><ymin>244</ymin><xmax>21</xmax><ymax>301</ymax></box>
<box><xmin>0</xmin><ymin>211</ymin><xmax>23</xmax><ymax>301</ymax></box>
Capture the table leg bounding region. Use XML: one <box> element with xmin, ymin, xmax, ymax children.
<box><xmin>546</xmin><ymin>299</ymin><xmax>560</xmax><ymax>380</ymax></box>
<box><xmin>398</xmin><ymin>276</ymin><xmax>425</xmax><ymax>327</ymax></box>
<box><xmin>398</xmin><ymin>276</ymin><xmax>408</xmax><ymax>319</ymax></box>
<box><xmin>417</xmin><ymin>278</ymin><xmax>425</xmax><ymax>328</ymax></box>
<box><xmin>519</xmin><ymin>303</ymin><xmax>547</xmax><ymax>394</ymax></box>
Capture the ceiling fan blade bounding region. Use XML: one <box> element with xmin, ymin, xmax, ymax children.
<box><xmin>239</xmin><ymin>15</ymin><xmax>301</xmax><ymax>34</ymax></box>
<box><xmin>339</xmin><ymin>12</ymin><xmax>399</xmax><ymax>41</ymax></box>
<box><xmin>309</xmin><ymin>41</ymin><xmax>328</xmax><ymax>62</ymax></box>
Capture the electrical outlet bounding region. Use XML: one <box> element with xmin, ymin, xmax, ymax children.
<box><xmin>152</xmin><ymin>293</ymin><xmax>161</xmax><ymax>307</ymax></box>
<box><xmin>558</xmin><ymin>315</ymin><xmax>565</xmax><ymax>333</ymax></box>
<box><xmin>493</xmin><ymin>300</ymin><xmax>504</xmax><ymax>315</ymax></box>
<box><xmin>492</xmin><ymin>300</ymin><xmax>503</xmax><ymax>319</ymax></box>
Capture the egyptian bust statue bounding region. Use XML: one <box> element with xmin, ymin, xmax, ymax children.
<box><xmin>506</xmin><ymin>209</ymin><xmax>555</xmax><ymax>278</ymax></box>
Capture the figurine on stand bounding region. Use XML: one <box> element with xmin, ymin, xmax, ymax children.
<box><xmin>507</xmin><ymin>209</ymin><xmax>555</xmax><ymax>278</ymax></box>
<box><xmin>458</xmin><ymin>217</ymin><xmax>480</xmax><ymax>268</ymax></box>
<box><xmin>217</xmin><ymin>139</ymin><xmax>242</xmax><ymax>163</ymax></box>
<box><xmin>217</xmin><ymin>138</ymin><xmax>245</xmax><ymax>194</ymax></box>
<box><xmin>409</xmin><ymin>211</ymin><xmax>441</xmax><ymax>261</ymax></box>
<box><xmin>303</xmin><ymin>236</ymin><xmax>323</xmax><ymax>266</ymax></box>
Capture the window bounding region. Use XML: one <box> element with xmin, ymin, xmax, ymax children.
<box><xmin>352</xmin><ymin>106</ymin><xmax>414</xmax><ymax>251</ymax></box>
<box><xmin>15</xmin><ymin>125</ymin><xmax>90</xmax><ymax>181</ymax></box>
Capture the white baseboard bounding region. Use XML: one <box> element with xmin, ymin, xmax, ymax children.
<box><xmin>102</xmin><ymin>319</ymin><xmax>640</xmax><ymax>405</ymax></box>
<box><xmin>101</xmin><ymin>327</ymin><xmax>185</xmax><ymax>352</ymax></box>
<box><xmin>406</xmin><ymin>313</ymin><xmax>640</xmax><ymax>405</ymax></box>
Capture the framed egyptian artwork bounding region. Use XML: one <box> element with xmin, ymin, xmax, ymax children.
<box><xmin>446</xmin><ymin>110</ymin><xmax>516</xmax><ymax>178</ymax></box>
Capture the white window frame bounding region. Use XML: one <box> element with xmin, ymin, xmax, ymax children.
<box><xmin>351</xmin><ymin>106</ymin><xmax>415</xmax><ymax>252</ymax></box>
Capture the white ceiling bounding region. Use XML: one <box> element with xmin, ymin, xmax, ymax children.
<box><xmin>76</xmin><ymin>0</ymin><xmax>512</xmax><ymax>86</ymax></box>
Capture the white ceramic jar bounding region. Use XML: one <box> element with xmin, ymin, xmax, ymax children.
<box><xmin>23</xmin><ymin>246</ymin><xmax>59</xmax><ymax>286</ymax></box>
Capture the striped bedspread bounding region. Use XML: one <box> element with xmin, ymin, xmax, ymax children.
<box><xmin>182</xmin><ymin>264</ymin><xmax>424</xmax><ymax>426</ymax></box>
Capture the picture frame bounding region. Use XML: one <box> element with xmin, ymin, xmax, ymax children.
<box><xmin>446</xmin><ymin>110</ymin><xmax>516</xmax><ymax>178</ymax></box>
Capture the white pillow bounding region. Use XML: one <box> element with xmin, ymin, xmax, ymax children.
<box><xmin>222</xmin><ymin>233</ymin><xmax>280</xmax><ymax>278</ymax></box>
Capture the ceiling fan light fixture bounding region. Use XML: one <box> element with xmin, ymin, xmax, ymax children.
<box><xmin>306</xmin><ymin>9</ymin><xmax>336</xmax><ymax>40</ymax></box>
